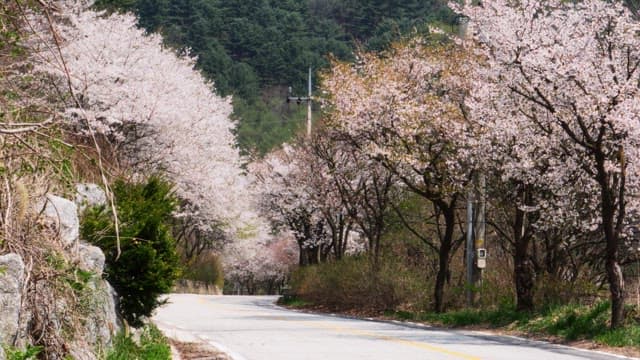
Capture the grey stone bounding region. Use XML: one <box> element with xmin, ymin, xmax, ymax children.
<box><xmin>68</xmin><ymin>342</ymin><xmax>98</xmax><ymax>360</ymax></box>
<box><xmin>77</xmin><ymin>243</ymin><xmax>105</xmax><ymax>276</ymax></box>
<box><xmin>40</xmin><ymin>194</ymin><xmax>79</xmax><ymax>248</ymax></box>
<box><xmin>0</xmin><ymin>254</ymin><xmax>24</xmax><ymax>347</ymax></box>
<box><xmin>0</xmin><ymin>345</ymin><xmax>4</xmax><ymax>360</ymax></box>
<box><xmin>75</xmin><ymin>184</ymin><xmax>107</xmax><ymax>212</ymax></box>
<box><xmin>81</xmin><ymin>280</ymin><xmax>121</xmax><ymax>348</ymax></box>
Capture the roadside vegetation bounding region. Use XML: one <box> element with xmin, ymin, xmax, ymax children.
<box><xmin>81</xmin><ymin>177</ymin><xmax>182</xmax><ymax>328</ymax></box>
<box><xmin>106</xmin><ymin>324</ymin><xmax>171</xmax><ymax>360</ymax></box>
<box><xmin>386</xmin><ymin>302</ymin><xmax>640</xmax><ymax>348</ymax></box>
<box><xmin>264</xmin><ymin>1</ymin><xmax>640</xmax><ymax>351</ymax></box>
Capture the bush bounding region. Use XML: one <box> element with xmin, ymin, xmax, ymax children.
<box><xmin>183</xmin><ymin>252</ymin><xmax>224</xmax><ymax>289</ymax></box>
<box><xmin>81</xmin><ymin>176</ymin><xmax>181</xmax><ymax>327</ymax></box>
<box><xmin>290</xmin><ymin>255</ymin><xmax>429</xmax><ymax>313</ymax></box>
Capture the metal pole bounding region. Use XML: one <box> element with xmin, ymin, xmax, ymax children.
<box><xmin>307</xmin><ymin>66</ymin><xmax>312</xmax><ymax>137</ymax></box>
<box><xmin>476</xmin><ymin>174</ymin><xmax>486</xmax><ymax>285</ymax></box>
<box><xmin>466</xmin><ymin>189</ymin><xmax>475</xmax><ymax>306</ymax></box>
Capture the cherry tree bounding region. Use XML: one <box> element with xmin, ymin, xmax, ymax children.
<box><xmin>307</xmin><ymin>127</ymin><xmax>397</xmax><ymax>262</ymax></box>
<box><xmin>222</xmin><ymin>222</ymin><xmax>297</xmax><ymax>294</ymax></box>
<box><xmin>31</xmin><ymin>7</ymin><xmax>260</xmax><ymax>244</ymax></box>
<box><xmin>322</xmin><ymin>42</ymin><xmax>475</xmax><ymax>312</ymax></box>
<box><xmin>251</xmin><ymin>145</ymin><xmax>332</xmax><ymax>265</ymax></box>
<box><xmin>456</xmin><ymin>0</ymin><xmax>640</xmax><ymax>327</ymax></box>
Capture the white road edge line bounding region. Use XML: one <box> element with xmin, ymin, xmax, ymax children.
<box><xmin>273</xmin><ymin>301</ymin><xmax>638</xmax><ymax>360</ymax></box>
<box><xmin>196</xmin><ymin>334</ymin><xmax>249</xmax><ymax>360</ymax></box>
<box><xmin>154</xmin><ymin>320</ymin><xmax>249</xmax><ymax>360</ymax></box>
<box><xmin>467</xmin><ymin>331</ymin><xmax>639</xmax><ymax>360</ymax></box>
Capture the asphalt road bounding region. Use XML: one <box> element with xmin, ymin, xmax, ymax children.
<box><xmin>152</xmin><ymin>294</ymin><xmax>635</xmax><ymax>360</ymax></box>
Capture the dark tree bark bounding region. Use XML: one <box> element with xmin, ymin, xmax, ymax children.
<box><xmin>513</xmin><ymin>189</ymin><xmax>535</xmax><ymax>312</ymax></box>
<box><xmin>596</xmin><ymin>149</ymin><xmax>626</xmax><ymax>328</ymax></box>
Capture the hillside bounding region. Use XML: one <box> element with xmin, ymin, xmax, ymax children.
<box><xmin>94</xmin><ymin>0</ymin><xmax>458</xmax><ymax>154</ymax></box>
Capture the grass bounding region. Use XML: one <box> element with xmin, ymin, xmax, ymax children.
<box><xmin>106</xmin><ymin>324</ymin><xmax>171</xmax><ymax>360</ymax></box>
<box><xmin>386</xmin><ymin>301</ymin><xmax>640</xmax><ymax>348</ymax></box>
<box><xmin>277</xmin><ymin>295</ymin><xmax>313</xmax><ymax>308</ymax></box>
<box><xmin>4</xmin><ymin>345</ymin><xmax>42</xmax><ymax>360</ymax></box>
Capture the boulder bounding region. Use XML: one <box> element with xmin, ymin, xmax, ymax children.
<box><xmin>82</xmin><ymin>280</ymin><xmax>121</xmax><ymax>348</ymax></box>
<box><xmin>77</xmin><ymin>243</ymin><xmax>105</xmax><ymax>276</ymax></box>
<box><xmin>40</xmin><ymin>195</ymin><xmax>79</xmax><ymax>248</ymax></box>
<box><xmin>0</xmin><ymin>254</ymin><xmax>24</xmax><ymax>347</ymax></box>
<box><xmin>75</xmin><ymin>184</ymin><xmax>107</xmax><ymax>212</ymax></box>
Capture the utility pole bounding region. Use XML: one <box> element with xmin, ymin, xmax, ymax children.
<box><xmin>459</xmin><ymin>13</ymin><xmax>485</xmax><ymax>307</ymax></box>
<box><xmin>466</xmin><ymin>173</ymin><xmax>487</xmax><ymax>307</ymax></box>
<box><xmin>466</xmin><ymin>189</ymin><xmax>475</xmax><ymax>306</ymax></box>
<box><xmin>475</xmin><ymin>174</ymin><xmax>486</xmax><ymax>284</ymax></box>
<box><xmin>287</xmin><ymin>67</ymin><xmax>313</xmax><ymax>137</ymax></box>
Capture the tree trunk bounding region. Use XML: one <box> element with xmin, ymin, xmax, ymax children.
<box><xmin>607</xmin><ymin>259</ymin><xmax>625</xmax><ymax>328</ymax></box>
<box><xmin>434</xmin><ymin>245</ymin><xmax>450</xmax><ymax>313</ymax></box>
<box><xmin>514</xmin><ymin>255</ymin><xmax>535</xmax><ymax>312</ymax></box>
<box><xmin>596</xmin><ymin>151</ymin><xmax>626</xmax><ymax>329</ymax></box>
<box><xmin>434</xmin><ymin>205</ymin><xmax>455</xmax><ymax>313</ymax></box>
<box><xmin>513</xmin><ymin>198</ymin><xmax>535</xmax><ymax>312</ymax></box>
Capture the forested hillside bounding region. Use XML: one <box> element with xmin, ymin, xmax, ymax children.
<box><xmin>94</xmin><ymin>0</ymin><xmax>457</xmax><ymax>154</ymax></box>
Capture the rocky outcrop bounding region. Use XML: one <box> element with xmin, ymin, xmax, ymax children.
<box><xmin>4</xmin><ymin>186</ymin><xmax>122</xmax><ymax>357</ymax></box>
<box><xmin>78</xmin><ymin>243</ymin><xmax>106</xmax><ymax>276</ymax></box>
<box><xmin>75</xmin><ymin>183</ymin><xmax>107</xmax><ymax>212</ymax></box>
<box><xmin>0</xmin><ymin>254</ymin><xmax>25</xmax><ymax>349</ymax></box>
<box><xmin>83</xmin><ymin>280</ymin><xmax>120</xmax><ymax>347</ymax></box>
<box><xmin>40</xmin><ymin>194</ymin><xmax>80</xmax><ymax>248</ymax></box>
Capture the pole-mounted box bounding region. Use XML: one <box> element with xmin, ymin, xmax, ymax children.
<box><xmin>477</xmin><ymin>248</ymin><xmax>487</xmax><ymax>269</ymax></box>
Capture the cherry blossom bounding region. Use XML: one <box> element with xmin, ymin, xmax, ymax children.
<box><xmin>31</xmin><ymin>7</ymin><xmax>258</xmax><ymax>242</ymax></box>
<box><xmin>456</xmin><ymin>0</ymin><xmax>640</xmax><ymax>327</ymax></box>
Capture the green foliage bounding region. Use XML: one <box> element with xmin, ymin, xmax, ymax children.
<box><xmin>81</xmin><ymin>176</ymin><xmax>181</xmax><ymax>328</ymax></box>
<box><xmin>595</xmin><ymin>325</ymin><xmax>640</xmax><ymax>347</ymax></box>
<box><xmin>398</xmin><ymin>301</ymin><xmax>640</xmax><ymax>348</ymax></box>
<box><xmin>64</xmin><ymin>268</ymin><xmax>95</xmax><ymax>293</ymax></box>
<box><xmin>232</xmin><ymin>95</ymin><xmax>307</xmax><ymax>155</ymax></box>
<box><xmin>106</xmin><ymin>324</ymin><xmax>171</xmax><ymax>360</ymax></box>
<box><xmin>277</xmin><ymin>296</ymin><xmax>312</xmax><ymax>308</ymax></box>
<box><xmin>522</xmin><ymin>301</ymin><xmax>613</xmax><ymax>341</ymax></box>
<box><xmin>92</xmin><ymin>0</ymin><xmax>457</xmax><ymax>153</ymax></box>
<box><xmin>4</xmin><ymin>345</ymin><xmax>42</xmax><ymax>360</ymax></box>
<box><xmin>183</xmin><ymin>252</ymin><xmax>224</xmax><ymax>289</ymax></box>
<box><xmin>415</xmin><ymin>304</ymin><xmax>531</xmax><ymax>328</ymax></box>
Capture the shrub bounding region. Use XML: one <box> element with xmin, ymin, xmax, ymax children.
<box><xmin>183</xmin><ymin>252</ymin><xmax>224</xmax><ymax>289</ymax></box>
<box><xmin>290</xmin><ymin>255</ymin><xmax>429</xmax><ymax>312</ymax></box>
<box><xmin>81</xmin><ymin>176</ymin><xmax>181</xmax><ymax>327</ymax></box>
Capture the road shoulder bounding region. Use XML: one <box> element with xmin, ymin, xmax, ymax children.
<box><xmin>275</xmin><ymin>302</ymin><xmax>640</xmax><ymax>360</ymax></box>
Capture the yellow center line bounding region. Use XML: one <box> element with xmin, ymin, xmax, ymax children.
<box><xmin>301</xmin><ymin>320</ymin><xmax>481</xmax><ymax>360</ymax></box>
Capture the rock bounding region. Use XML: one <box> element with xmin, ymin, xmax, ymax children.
<box><xmin>77</xmin><ymin>243</ymin><xmax>105</xmax><ymax>276</ymax></box>
<box><xmin>0</xmin><ymin>254</ymin><xmax>24</xmax><ymax>347</ymax></box>
<box><xmin>40</xmin><ymin>195</ymin><xmax>79</xmax><ymax>248</ymax></box>
<box><xmin>0</xmin><ymin>345</ymin><xmax>5</xmax><ymax>360</ymax></box>
<box><xmin>75</xmin><ymin>184</ymin><xmax>107</xmax><ymax>212</ymax></box>
<box><xmin>68</xmin><ymin>342</ymin><xmax>98</xmax><ymax>360</ymax></box>
<box><xmin>82</xmin><ymin>280</ymin><xmax>121</xmax><ymax>348</ymax></box>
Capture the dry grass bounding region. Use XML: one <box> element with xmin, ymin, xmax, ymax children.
<box><xmin>169</xmin><ymin>339</ymin><xmax>231</xmax><ymax>360</ymax></box>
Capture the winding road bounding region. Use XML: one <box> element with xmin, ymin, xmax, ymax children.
<box><xmin>152</xmin><ymin>294</ymin><xmax>635</xmax><ymax>360</ymax></box>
